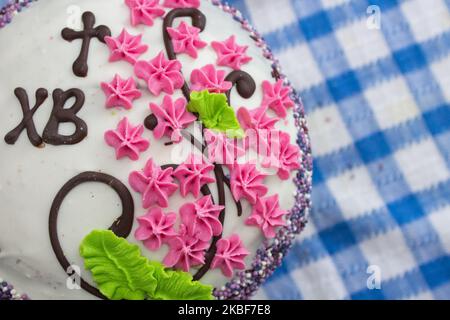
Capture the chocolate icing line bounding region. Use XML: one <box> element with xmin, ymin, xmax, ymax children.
<box><xmin>180</xmin><ymin>128</ymin><xmax>207</xmax><ymax>152</ymax></box>
<box><xmin>61</xmin><ymin>11</ymin><xmax>111</xmax><ymax>77</ymax></box>
<box><xmin>163</xmin><ymin>8</ymin><xmax>206</xmax><ymax>101</ymax></box>
<box><xmin>4</xmin><ymin>87</ymin><xmax>48</xmax><ymax>147</ymax></box>
<box><xmin>193</xmin><ymin>164</ymin><xmax>226</xmax><ymax>281</ymax></box>
<box><xmin>225</xmin><ymin>70</ymin><xmax>256</xmax><ymax>105</ymax></box>
<box><xmin>223</xmin><ymin>175</ymin><xmax>243</xmax><ymax>217</ymax></box>
<box><xmin>49</xmin><ymin>171</ymin><xmax>135</xmax><ymax>300</ymax></box>
<box><xmin>144</xmin><ymin>114</ymin><xmax>207</xmax><ymax>152</ymax></box>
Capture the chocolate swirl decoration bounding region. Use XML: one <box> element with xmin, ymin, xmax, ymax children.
<box><xmin>48</xmin><ymin>172</ymin><xmax>135</xmax><ymax>299</ymax></box>
<box><xmin>224</xmin><ymin>70</ymin><xmax>256</xmax><ymax>105</ymax></box>
<box><xmin>163</xmin><ymin>8</ymin><xmax>206</xmax><ymax>101</ymax></box>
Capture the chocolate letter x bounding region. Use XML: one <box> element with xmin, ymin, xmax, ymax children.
<box><xmin>4</xmin><ymin>87</ymin><xmax>48</xmax><ymax>147</ymax></box>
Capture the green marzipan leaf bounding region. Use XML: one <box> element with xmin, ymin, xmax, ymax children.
<box><xmin>150</xmin><ymin>262</ymin><xmax>214</xmax><ymax>300</ymax></box>
<box><xmin>80</xmin><ymin>230</ymin><xmax>158</xmax><ymax>300</ymax></box>
<box><xmin>188</xmin><ymin>90</ymin><xmax>244</xmax><ymax>138</ymax></box>
<box><xmin>80</xmin><ymin>230</ymin><xmax>214</xmax><ymax>300</ymax></box>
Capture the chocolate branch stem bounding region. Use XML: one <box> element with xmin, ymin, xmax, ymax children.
<box><xmin>223</xmin><ymin>175</ymin><xmax>243</xmax><ymax>217</ymax></box>
<box><xmin>161</xmin><ymin>9</ymin><xmax>253</xmax><ymax>282</ymax></box>
<box><xmin>192</xmin><ymin>71</ymin><xmax>257</xmax><ymax>280</ymax></box>
<box><xmin>193</xmin><ymin>164</ymin><xmax>226</xmax><ymax>281</ymax></box>
<box><xmin>162</xmin><ymin>9</ymin><xmax>226</xmax><ymax>281</ymax></box>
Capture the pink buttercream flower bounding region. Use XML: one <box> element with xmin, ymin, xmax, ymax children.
<box><xmin>211</xmin><ymin>35</ymin><xmax>252</xmax><ymax>70</ymax></box>
<box><xmin>150</xmin><ymin>95</ymin><xmax>196</xmax><ymax>143</ymax></box>
<box><xmin>163</xmin><ymin>0</ymin><xmax>200</xmax><ymax>8</ymax></box>
<box><xmin>180</xmin><ymin>195</ymin><xmax>224</xmax><ymax>242</ymax></box>
<box><xmin>125</xmin><ymin>0</ymin><xmax>165</xmax><ymax>26</ymax></box>
<box><xmin>104</xmin><ymin>29</ymin><xmax>148</xmax><ymax>65</ymax></box>
<box><xmin>101</xmin><ymin>74</ymin><xmax>142</xmax><ymax>110</ymax></box>
<box><xmin>204</xmin><ymin>129</ymin><xmax>245</xmax><ymax>165</ymax></box>
<box><xmin>135</xmin><ymin>51</ymin><xmax>185</xmax><ymax>96</ymax></box>
<box><xmin>245</xmin><ymin>194</ymin><xmax>287</xmax><ymax>238</ymax></box>
<box><xmin>262</xmin><ymin>131</ymin><xmax>301</xmax><ymax>180</ymax></box>
<box><xmin>261</xmin><ymin>80</ymin><xmax>295</xmax><ymax>118</ymax></box>
<box><xmin>129</xmin><ymin>158</ymin><xmax>178</xmax><ymax>208</ymax></box>
<box><xmin>190</xmin><ymin>64</ymin><xmax>232</xmax><ymax>93</ymax></box>
<box><xmin>173</xmin><ymin>154</ymin><xmax>216</xmax><ymax>198</ymax></box>
<box><xmin>135</xmin><ymin>207</ymin><xmax>177</xmax><ymax>251</ymax></box>
<box><xmin>237</xmin><ymin>106</ymin><xmax>279</xmax><ymax>152</ymax></box>
<box><xmin>229</xmin><ymin>163</ymin><xmax>268</xmax><ymax>204</ymax></box>
<box><xmin>163</xmin><ymin>224</ymin><xmax>209</xmax><ymax>272</ymax></box>
<box><xmin>237</xmin><ymin>106</ymin><xmax>279</xmax><ymax>131</ymax></box>
<box><xmin>104</xmin><ymin>117</ymin><xmax>149</xmax><ymax>161</ymax></box>
<box><xmin>211</xmin><ymin>234</ymin><xmax>249</xmax><ymax>277</ymax></box>
<box><xmin>167</xmin><ymin>21</ymin><xmax>207</xmax><ymax>59</ymax></box>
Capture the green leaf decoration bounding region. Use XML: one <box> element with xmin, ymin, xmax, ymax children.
<box><xmin>152</xmin><ymin>267</ymin><xmax>214</xmax><ymax>300</ymax></box>
<box><xmin>80</xmin><ymin>230</ymin><xmax>214</xmax><ymax>300</ymax></box>
<box><xmin>187</xmin><ymin>90</ymin><xmax>244</xmax><ymax>138</ymax></box>
<box><xmin>80</xmin><ymin>230</ymin><xmax>158</xmax><ymax>300</ymax></box>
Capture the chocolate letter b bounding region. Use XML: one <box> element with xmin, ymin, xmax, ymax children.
<box><xmin>42</xmin><ymin>88</ymin><xmax>88</xmax><ymax>145</ymax></box>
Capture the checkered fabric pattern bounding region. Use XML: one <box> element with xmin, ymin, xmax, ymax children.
<box><xmin>227</xmin><ymin>0</ymin><xmax>450</xmax><ymax>300</ymax></box>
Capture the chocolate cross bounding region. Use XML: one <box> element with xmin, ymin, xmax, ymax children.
<box><xmin>61</xmin><ymin>11</ymin><xmax>111</xmax><ymax>77</ymax></box>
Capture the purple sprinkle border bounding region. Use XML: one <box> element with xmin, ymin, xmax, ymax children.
<box><xmin>0</xmin><ymin>0</ymin><xmax>36</xmax><ymax>28</ymax></box>
<box><xmin>1</xmin><ymin>0</ymin><xmax>38</xmax><ymax>300</ymax></box>
<box><xmin>209</xmin><ymin>0</ymin><xmax>312</xmax><ymax>300</ymax></box>
<box><xmin>0</xmin><ymin>277</ymin><xmax>30</xmax><ymax>300</ymax></box>
<box><xmin>0</xmin><ymin>0</ymin><xmax>313</xmax><ymax>301</ymax></box>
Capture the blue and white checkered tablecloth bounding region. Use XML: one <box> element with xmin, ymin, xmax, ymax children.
<box><xmin>227</xmin><ymin>0</ymin><xmax>450</xmax><ymax>300</ymax></box>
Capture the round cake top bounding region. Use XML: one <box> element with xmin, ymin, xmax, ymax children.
<box><xmin>0</xmin><ymin>0</ymin><xmax>312</xmax><ymax>300</ymax></box>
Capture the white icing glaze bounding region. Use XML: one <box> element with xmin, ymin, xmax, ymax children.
<box><xmin>0</xmin><ymin>0</ymin><xmax>298</xmax><ymax>299</ymax></box>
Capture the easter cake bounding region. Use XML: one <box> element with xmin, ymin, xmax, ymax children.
<box><xmin>0</xmin><ymin>0</ymin><xmax>312</xmax><ymax>300</ymax></box>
